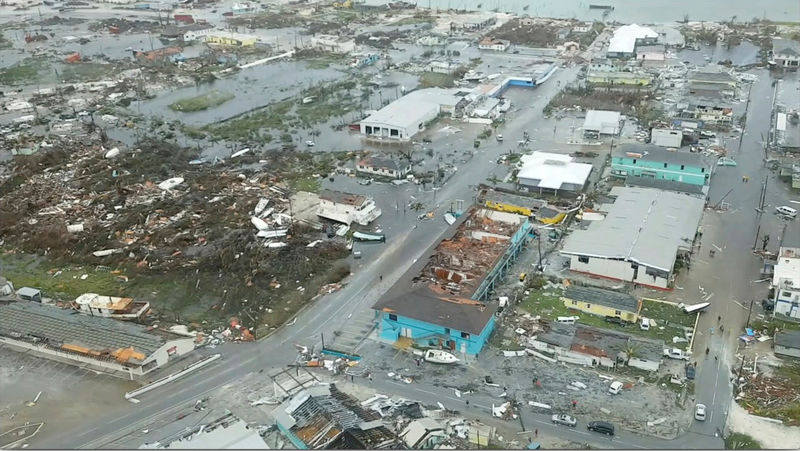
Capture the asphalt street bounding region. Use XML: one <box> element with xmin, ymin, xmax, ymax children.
<box><xmin>36</xmin><ymin>66</ymin><xmax>789</xmax><ymax>450</ymax></box>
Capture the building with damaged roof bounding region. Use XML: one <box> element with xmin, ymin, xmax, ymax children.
<box><xmin>529</xmin><ymin>322</ymin><xmax>664</xmax><ymax>371</ymax></box>
<box><xmin>356</xmin><ymin>155</ymin><xmax>412</xmax><ymax>179</ymax></box>
<box><xmin>139</xmin><ymin>413</ymin><xmax>268</xmax><ymax>449</ymax></box>
<box><xmin>561</xmin><ymin>186</ymin><xmax>704</xmax><ymax>290</ymax></box>
<box><xmin>317</xmin><ymin>190</ymin><xmax>382</xmax><ymax>226</ymax></box>
<box><xmin>516</xmin><ymin>152</ymin><xmax>593</xmax><ymax>194</ymax></box>
<box><xmin>0</xmin><ymin>299</ymin><xmax>196</xmax><ymax>377</ymax></box>
<box><xmin>271</xmin><ymin>384</ymin><xmax>399</xmax><ymax>449</ymax></box>
<box><xmin>373</xmin><ymin>207</ymin><xmax>532</xmax><ymax>355</ymax></box>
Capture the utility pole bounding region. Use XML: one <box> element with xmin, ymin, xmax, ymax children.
<box><xmin>745</xmin><ymin>300</ymin><xmax>754</xmax><ymax>329</ymax></box>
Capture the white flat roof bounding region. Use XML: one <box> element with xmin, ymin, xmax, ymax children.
<box><xmin>583</xmin><ymin>110</ymin><xmax>621</xmax><ymax>134</ymax></box>
<box><xmin>608</xmin><ymin>24</ymin><xmax>658</xmax><ymax>54</ymax></box>
<box><xmin>361</xmin><ymin>88</ymin><xmax>460</xmax><ymax>130</ymax></box>
<box><xmin>773</xmin><ymin>247</ymin><xmax>800</xmax><ymax>287</ymax></box>
<box><xmin>518</xmin><ymin>152</ymin><xmax>593</xmax><ymax>190</ymax></box>
<box><xmin>561</xmin><ymin>187</ymin><xmax>704</xmax><ymax>272</ymax></box>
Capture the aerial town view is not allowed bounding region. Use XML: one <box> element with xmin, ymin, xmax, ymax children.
<box><xmin>1</xmin><ymin>0</ymin><xmax>799</xmax><ymax>449</ymax></box>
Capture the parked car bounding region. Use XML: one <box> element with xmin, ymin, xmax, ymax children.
<box><xmin>496</xmin><ymin>134</ymin><xmax>504</xmax><ymax>142</ymax></box>
<box><xmin>587</xmin><ymin>421</ymin><xmax>615</xmax><ymax>436</ymax></box>
<box><xmin>685</xmin><ymin>364</ymin><xmax>696</xmax><ymax>380</ymax></box>
<box><xmin>695</xmin><ymin>404</ymin><xmax>707</xmax><ymax>421</ymax></box>
<box><xmin>717</xmin><ymin>157</ymin><xmax>737</xmax><ymax>167</ymax></box>
<box><xmin>608</xmin><ymin>381</ymin><xmax>624</xmax><ymax>395</ymax></box>
<box><xmin>664</xmin><ymin>348</ymin><xmax>691</xmax><ymax>360</ymax></box>
<box><xmin>552</xmin><ymin>414</ymin><xmax>577</xmax><ymax>427</ymax></box>
<box><xmin>640</xmin><ymin>317</ymin><xmax>651</xmax><ymax>331</ymax></box>
<box><xmin>604</xmin><ymin>316</ymin><xmax>627</xmax><ymax>327</ymax></box>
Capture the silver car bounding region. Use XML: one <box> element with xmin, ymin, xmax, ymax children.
<box><xmin>551</xmin><ymin>413</ymin><xmax>577</xmax><ymax>427</ymax></box>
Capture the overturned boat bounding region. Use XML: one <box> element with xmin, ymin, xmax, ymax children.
<box><xmin>424</xmin><ymin>349</ymin><xmax>459</xmax><ymax>364</ymax></box>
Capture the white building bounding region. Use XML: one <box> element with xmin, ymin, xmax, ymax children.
<box><xmin>311</xmin><ymin>34</ymin><xmax>356</xmax><ymax>54</ymax></box>
<box><xmin>772</xmin><ymin>246</ymin><xmax>800</xmax><ymax>319</ymax></box>
<box><xmin>516</xmin><ymin>152</ymin><xmax>593</xmax><ymax>194</ymax></box>
<box><xmin>561</xmin><ymin>187</ymin><xmax>704</xmax><ymax>290</ymax></box>
<box><xmin>772</xmin><ymin>38</ymin><xmax>800</xmax><ymax>71</ymax></box>
<box><xmin>317</xmin><ymin>190</ymin><xmax>382</xmax><ymax>226</ymax></box>
<box><xmin>359</xmin><ymin>89</ymin><xmax>462</xmax><ymax>141</ymax></box>
<box><xmin>607</xmin><ymin>24</ymin><xmax>658</xmax><ymax>58</ymax></box>
<box><xmin>74</xmin><ymin>293</ymin><xmax>150</xmax><ymax>320</ymax></box>
<box><xmin>139</xmin><ymin>413</ymin><xmax>268</xmax><ymax>449</ymax></box>
<box><xmin>650</xmin><ymin>128</ymin><xmax>683</xmax><ymax>148</ymax></box>
<box><xmin>0</xmin><ymin>300</ymin><xmax>195</xmax><ymax>377</ymax></box>
<box><xmin>478</xmin><ymin>37</ymin><xmax>510</xmax><ymax>51</ymax></box>
<box><xmin>583</xmin><ymin>109</ymin><xmax>622</xmax><ymax>136</ymax></box>
<box><xmin>183</xmin><ymin>27</ymin><xmax>213</xmax><ymax>42</ymax></box>
<box><xmin>356</xmin><ymin>155</ymin><xmax>411</xmax><ymax>179</ymax></box>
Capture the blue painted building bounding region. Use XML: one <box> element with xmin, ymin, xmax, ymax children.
<box><xmin>372</xmin><ymin>208</ymin><xmax>532</xmax><ymax>355</ymax></box>
<box><xmin>374</xmin><ymin>286</ymin><xmax>497</xmax><ymax>355</ymax></box>
<box><xmin>611</xmin><ymin>144</ymin><xmax>710</xmax><ymax>186</ymax></box>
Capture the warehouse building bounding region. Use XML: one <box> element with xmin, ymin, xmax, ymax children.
<box><xmin>583</xmin><ymin>110</ymin><xmax>622</xmax><ymax>136</ymax></box>
<box><xmin>606</xmin><ymin>24</ymin><xmax>658</xmax><ymax>59</ymax></box>
<box><xmin>359</xmin><ymin>89</ymin><xmax>464</xmax><ymax>141</ymax></box>
<box><xmin>561</xmin><ymin>186</ymin><xmax>704</xmax><ymax>290</ymax></box>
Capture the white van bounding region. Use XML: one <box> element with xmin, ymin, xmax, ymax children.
<box><xmin>640</xmin><ymin>317</ymin><xmax>651</xmax><ymax>331</ymax></box>
<box><xmin>776</xmin><ymin>206</ymin><xmax>797</xmax><ymax>218</ymax></box>
<box><xmin>556</xmin><ymin>316</ymin><xmax>578</xmax><ymax>325</ymax></box>
<box><xmin>609</xmin><ymin>381</ymin><xmax>623</xmax><ymax>395</ymax></box>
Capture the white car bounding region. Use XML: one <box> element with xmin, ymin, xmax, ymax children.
<box><xmin>608</xmin><ymin>381</ymin><xmax>623</xmax><ymax>395</ymax></box>
<box><xmin>663</xmin><ymin>348</ymin><xmax>691</xmax><ymax>360</ymax></box>
<box><xmin>695</xmin><ymin>404</ymin><xmax>706</xmax><ymax>421</ymax></box>
<box><xmin>551</xmin><ymin>414</ymin><xmax>577</xmax><ymax>427</ymax></box>
<box><xmin>305</xmin><ymin>140</ymin><xmax>315</xmax><ymax>147</ymax></box>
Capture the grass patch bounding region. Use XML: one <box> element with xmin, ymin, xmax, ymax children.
<box><xmin>169</xmin><ymin>90</ymin><xmax>235</xmax><ymax>112</ymax></box>
<box><xmin>520</xmin><ymin>290</ymin><xmax>690</xmax><ymax>342</ymax></box>
<box><xmin>640</xmin><ymin>299</ymin><xmax>696</xmax><ymax>328</ymax></box>
<box><xmin>61</xmin><ymin>62</ymin><xmax>118</xmax><ymax>83</ymax></box>
<box><xmin>393</xmin><ymin>14</ymin><xmax>436</xmax><ymax>26</ymax></box>
<box><xmin>725</xmin><ymin>432</ymin><xmax>762</xmax><ymax>450</ymax></box>
<box><xmin>750</xmin><ymin>316</ymin><xmax>800</xmax><ymax>335</ymax></box>
<box><xmin>288</xmin><ymin>176</ymin><xmax>321</xmax><ymax>193</ymax></box>
<box><xmin>203</xmin><ymin>100</ymin><xmax>293</xmax><ymax>141</ymax></box>
<box><xmin>418</xmin><ymin>71</ymin><xmax>457</xmax><ymax>88</ymax></box>
<box><xmin>0</xmin><ymin>57</ymin><xmax>50</xmax><ymax>86</ymax></box>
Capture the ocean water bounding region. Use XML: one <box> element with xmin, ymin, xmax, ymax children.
<box><xmin>367</xmin><ymin>0</ymin><xmax>800</xmax><ymax>24</ymax></box>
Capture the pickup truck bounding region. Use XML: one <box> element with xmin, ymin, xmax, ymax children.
<box><xmin>663</xmin><ymin>348</ymin><xmax>691</xmax><ymax>360</ymax></box>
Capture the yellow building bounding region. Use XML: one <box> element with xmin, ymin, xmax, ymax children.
<box><xmin>562</xmin><ymin>286</ymin><xmax>641</xmax><ymax>323</ymax></box>
<box><xmin>205</xmin><ymin>33</ymin><xmax>257</xmax><ymax>47</ymax></box>
<box><xmin>586</xmin><ymin>71</ymin><xmax>652</xmax><ymax>87</ymax></box>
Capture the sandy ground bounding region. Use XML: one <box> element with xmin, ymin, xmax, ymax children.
<box><xmin>728</xmin><ymin>401</ymin><xmax>800</xmax><ymax>449</ymax></box>
<box><xmin>0</xmin><ymin>347</ymin><xmax>136</xmax><ymax>448</ymax></box>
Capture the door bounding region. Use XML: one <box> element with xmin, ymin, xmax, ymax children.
<box><xmin>401</xmin><ymin>328</ymin><xmax>412</xmax><ymax>338</ymax></box>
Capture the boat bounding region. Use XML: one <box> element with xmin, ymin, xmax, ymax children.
<box><xmin>424</xmin><ymin>349</ymin><xmax>459</xmax><ymax>364</ymax></box>
<box><xmin>589</xmin><ymin>4</ymin><xmax>614</xmax><ymax>10</ymax></box>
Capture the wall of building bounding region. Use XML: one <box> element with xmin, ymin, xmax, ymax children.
<box><xmin>356</xmin><ymin>164</ymin><xmax>410</xmax><ymax>179</ymax></box>
<box><xmin>562</xmin><ymin>298</ymin><xmax>639</xmax><ymax>322</ymax></box>
<box><xmin>774</xmin><ymin>289</ymin><xmax>800</xmax><ymax>318</ymax></box>
<box><xmin>0</xmin><ymin>337</ymin><xmax>146</xmax><ymax>376</ymax></box>
<box><xmin>611</xmin><ymin>157</ymin><xmax>709</xmax><ymax>186</ymax></box>
<box><xmin>142</xmin><ymin>338</ymin><xmax>196</xmax><ymax>369</ymax></box>
<box><xmin>568</xmin><ymin>255</ymin><xmax>671</xmax><ymax>289</ymax></box>
<box><xmin>378</xmin><ymin>312</ymin><xmax>494</xmax><ymax>355</ymax></box>
<box><xmin>628</xmin><ymin>356</ymin><xmax>660</xmax><ymax>371</ymax></box>
<box><xmin>360</xmin><ymin>105</ymin><xmax>439</xmax><ymax>141</ymax></box>
<box><xmin>774</xmin><ymin>344</ymin><xmax>800</xmax><ymax>358</ymax></box>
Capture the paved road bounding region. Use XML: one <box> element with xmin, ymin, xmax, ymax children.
<box><xmin>39</xmin><ymin>62</ymin><xmax>581</xmax><ymax>450</ymax></box>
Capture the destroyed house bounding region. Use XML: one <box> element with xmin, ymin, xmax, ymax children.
<box><xmin>271</xmin><ymin>384</ymin><xmax>399</xmax><ymax>449</ymax></box>
<box><xmin>562</xmin><ymin>286</ymin><xmax>642</xmax><ymax>323</ymax></box>
<box><xmin>0</xmin><ymin>300</ymin><xmax>195</xmax><ymax>377</ymax></box>
<box><xmin>373</xmin><ymin>207</ymin><xmax>530</xmax><ymax>355</ymax></box>
<box><xmin>317</xmin><ymin>189</ymin><xmax>382</xmax><ymax>226</ymax></box>
<box><xmin>74</xmin><ymin>292</ymin><xmax>150</xmax><ymax>320</ymax></box>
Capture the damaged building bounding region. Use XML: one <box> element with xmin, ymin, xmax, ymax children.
<box><xmin>373</xmin><ymin>207</ymin><xmax>532</xmax><ymax>355</ymax></box>
<box><xmin>0</xmin><ymin>299</ymin><xmax>196</xmax><ymax>377</ymax></box>
<box><xmin>271</xmin><ymin>384</ymin><xmax>400</xmax><ymax>449</ymax></box>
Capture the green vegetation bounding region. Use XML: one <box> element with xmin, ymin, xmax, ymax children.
<box><xmin>418</xmin><ymin>71</ymin><xmax>457</xmax><ymax>88</ymax></box>
<box><xmin>0</xmin><ymin>57</ymin><xmax>51</xmax><ymax>86</ymax></box>
<box><xmin>393</xmin><ymin>14</ymin><xmax>436</xmax><ymax>26</ymax></box>
<box><xmin>750</xmin><ymin>316</ymin><xmax>800</xmax><ymax>335</ymax></box>
<box><xmin>725</xmin><ymin>433</ymin><xmax>762</xmax><ymax>450</ymax></box>
<box><xmin>1</xmin><ymin>255</ymin><xmax>128</xmax><ymax>300</ymax></box>
<box><xmin>169</xmin><ymin>90</ymin><xmax>235</xmax><ymax>112</ymax></box>
<box><xmin>61</xmin><ymin>62</ymin><xmax>119</xmax><ymax>83</ymax></box>
<box><xmin>520</xmin><ymin>289</ymin><xmax>692</xmax><ymax>342</ymax></box>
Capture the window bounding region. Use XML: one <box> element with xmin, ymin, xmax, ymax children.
<box><xmin>615</xmin><ymin>310</ymin><xmax>621</xmax><ymax>315</ymax></box>
<box><xmin>781</xmin><ymin>291</ymin><xmax>791</xmax><ymax>298</ymax></box>
<box><xmin>680</xmin><ymin>165</ymin><xmax>685</xmax><ymax>170</ymax></box>
<box><xmin>388</xmin><ymin>314</ymin><xmax>398</xmax><ymax>321</ymax></box>
<box><xmin>578</xmin><ymin>256</ymin><xmax>589</xmax><ymax>264</ymax></box>
<box><xmin>461</xmin><ymin>332</ymin><xmax>470</xmax><ymax>339</ymax></box>
<box><xmin>632</xmin><ymin>159</ymin><xmax>637</xmax><ymax>164</ymax></box>
<box><xmin>444</xmin><ymin>328</ymin><xmax>450</xmax><ymax>334</ymax></box>
<box><xmin>571</xmin><ymin>300</ymin><xmax>578</xmax><ymax>305</ymax></box>
<box><xmin>586</xmin><ymin>304</ymin><xmax>591</xmax><ymax>309</ymax></box>
<box><xmin>663</xmin><ymin>163</ymin><xmax>668</xmax><ymax>168</ymax></box>
<box><xmin>701</xmin><ymin>168</ymin><xmax>705</xmax><ymax>173</ymax></box>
